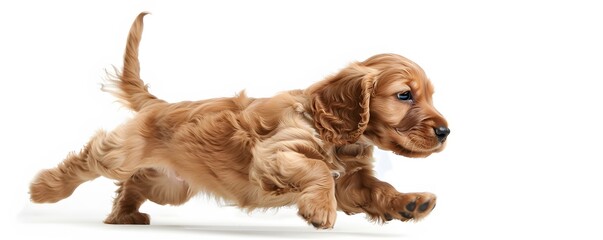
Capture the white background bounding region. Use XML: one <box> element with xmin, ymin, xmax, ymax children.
<box><xmin>1</xmin><ymin>0</ymin><xmax>602</xmax><ymax>239</ymax></box>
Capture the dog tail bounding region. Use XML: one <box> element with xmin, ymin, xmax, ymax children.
<box><xmin>103</xmin><ymin>12</ymin><xmax>165</xmax><ymax>111</ymax></box>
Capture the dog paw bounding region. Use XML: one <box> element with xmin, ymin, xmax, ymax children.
<box><xmin>384</xmin><ymin>192</ymin><xmax>436</xmax><ymax>222</ymax></box>
<box><xmin>297</xmin><ymin>195</ymin><xmax>337</xmax><ymax>229</ymax></box>
<box><xmin>29</xmin><ymin>170</ymin><xmax>78</xmax><ymax>203</ymax></box>
<box><xmin>298</xmin><ymin>205</ymin><xmax>337</xmax><ymax>229</ymax></box>
<box><xmin>104</xmin><ymin>211</ymin><xmax>150</xmax><ymax>225</ymax></box>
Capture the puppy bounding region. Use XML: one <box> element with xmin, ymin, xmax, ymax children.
<box><xmin>29</xmin><ymin>12</ymin><xmax>449</xmax><ymax>229</ymax></box>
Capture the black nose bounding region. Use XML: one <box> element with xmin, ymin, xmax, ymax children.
<box><xmin>434</xmin><ymin>126</ymin><xmax>450</xmax><ymax>142</ymax></box>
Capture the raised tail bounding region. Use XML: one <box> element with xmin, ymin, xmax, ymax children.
<box><xmin>103</xmin><ymin>12</ymin><xmax>165</xmax><ymax>111</ymax></box>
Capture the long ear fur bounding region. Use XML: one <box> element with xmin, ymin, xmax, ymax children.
<box><xmin>308</xmin><ymin>63</ymin><xmax>377</xmax><ymax>145</ymax></box>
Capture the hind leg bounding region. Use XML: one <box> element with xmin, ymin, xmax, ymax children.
<box><xmin>30</xmin><ymin>129</ymin><xmax>138</xmax><ymax>203</ymax></box>
<box><xmin>104</xmin><ymin>168</ymin><xmax>192</xmax><ymax>224</ymax></box>
<box><xmin>104</xmin><ymin>172</ymin><xmax>149</xmax><ymax>224</ymax></box>
<box><xmin>30</xmin><ymin>137</ymin><xmax>101</xmax><ymax>203</ymax></box>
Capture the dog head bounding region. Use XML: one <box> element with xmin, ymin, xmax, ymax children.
<box><xmin>308</xmin><ymin>54</ymin><xmax>449</xmax><ymax>158</ymax></box>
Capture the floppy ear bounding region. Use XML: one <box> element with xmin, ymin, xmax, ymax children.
<box><xmin>308</xmin><ymin>63</ymin><xmax>377</xmax><ymax>145</ymax></box>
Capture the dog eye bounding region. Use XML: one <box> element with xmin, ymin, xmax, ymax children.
<box><xmin>396</xmin><ymin>91</ymin><xmax>412</xmax><ymax>101</ymax></box>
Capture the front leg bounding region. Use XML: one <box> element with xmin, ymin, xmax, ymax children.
<box><xmin>335</xmin><ymin>167</ymin><xmax>436</xmax><ymax>223</ymax></box>
<box><xmin>250</xmin><ymin>129</ymin><xmax>338</xmax><ymax>229</ymax></box>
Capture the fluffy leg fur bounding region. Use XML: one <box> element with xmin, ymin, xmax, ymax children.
<box><xmin>104</xmin><ymin>175</ymin><xmax>150</xmax><ymax>224</ymax></box>
<box><xmin>268</xmin><ymin>153</ymin><xmax>337</xmax><ymax>229</ymax></box>
<box><xmin>29</xmin><ymin>130</ymin><xmax>123</xmax><ymax>203</ymax></box>
<box><xmin>105</xmin><ymin>168</ymin><xmax>193</xmax><ymax>224</ymax></box>
<box><xmin>29</xmin><ymin>139</ymin><xmax>100</xmax><ymax>203</ymax></box>
<box><xmin>293</xmin><ymin>159</ymin><xmax>337</xmax><ymax>229</ymax></box>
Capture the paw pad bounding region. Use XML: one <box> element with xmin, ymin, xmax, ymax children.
<box><xmin>382</xmin><ymin>192</ymin><xmax>436</xmax><ymax>222</ymax></box>
<box><xmin>405</xmin><ymin>201</ymin><xmax>416</xmax><ymax>211</ymax></box>
<box><xmin>418</xmin><ymin>202</ymin><xmax>430</xmax><ymax>212</ymax></box>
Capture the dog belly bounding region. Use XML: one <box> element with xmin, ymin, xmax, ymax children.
<box><xmin>191</xmin><ymin>173</ymin><xmax>299</xmax><ymax>209</ymax></box>
<box><xmin>237</xmin><ymin>186</ymin><xmax>299</xmax><ymax>209</ymax></box>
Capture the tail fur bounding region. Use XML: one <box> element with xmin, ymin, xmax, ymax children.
<box><xmin>103</xmin><ymin>12</ymin><xmax>164</xmax><ymax>111</ymax></box>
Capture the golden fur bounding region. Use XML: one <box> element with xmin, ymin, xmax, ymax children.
<box><xmin>29</xmin><ymin>12</ymin><xmax>449</xmax><ymax>229</ymax></box>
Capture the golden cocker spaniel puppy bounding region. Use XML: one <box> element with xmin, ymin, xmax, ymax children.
<box><xmin>29</xmin><ymin>12</ymin><xmax>449</xmax><ymax>229</ymax></box>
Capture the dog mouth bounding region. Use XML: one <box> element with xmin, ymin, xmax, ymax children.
<box><xmin>392</xmin><ymin>128</ymin><xmax>442</xmax><ymax>158</ymax></box>
<box><xmin>392</xmin><ymin>142</ymin><xmax>436</xmax><ymax>158</ymax></box>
